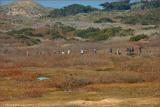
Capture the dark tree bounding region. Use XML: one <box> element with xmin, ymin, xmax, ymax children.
<box><xmin>49</xmin><ymin>4</ymin><xmax>98</xmax><ymax>17</ymax></box>
<box><xmin>100</xmin><ymin>1</ymin><xmax>131</xmax><ymax>11</ymax></box>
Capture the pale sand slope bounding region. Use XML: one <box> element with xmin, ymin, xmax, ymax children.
<box><xmin>1</xmin><ymin>97</ymin><xmax>160</xmax><ymax>107</ymax></box>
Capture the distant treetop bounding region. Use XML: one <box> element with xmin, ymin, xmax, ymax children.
<box><xmin>48</xmin><ymin>4</ymin><xmax>98</xmax><ymax>17</ymax></box>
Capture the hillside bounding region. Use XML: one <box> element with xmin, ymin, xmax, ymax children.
<box><xmin>0</xmin><ymin>0</ymin><xmax>159</xmax><ymax>46</ymax></box>
<box><xmin>0</xmin><ymin>0</ymin><xmax>47</xmax><ymax>17</ymax></box>
<box><xmin>121</xmin><ymin>8</ymin><xmax>160</xmax><ymax>25</ymax></box>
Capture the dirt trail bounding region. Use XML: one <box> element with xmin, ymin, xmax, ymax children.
<box><xmin>1</xmin><ymin>97</ymin><xmax>159</xmax><ymax>107</ymax></box>
<box><xmin>66</xmin><ymin>98</ymin><xmax>121</xmax><ymax>107</ymax></box>
<box><xmin>65</xmin><ymin>98</ymin><xmax>160</xmax><ymax>107</ymax></box>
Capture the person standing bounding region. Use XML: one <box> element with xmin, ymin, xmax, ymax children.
<box><xmin>117</xmin><ymin>49</ymin><xmax>120</xmax><ymax>55</ymax></box>
<box><xmin>139</xmin><ymin>46</ymin><xmax>143</xmax><ymax>56</ymax></box>
<box><xmin>93</xmin><ymin>48</ymin><xmax>97</xmax><ymax>54</ymax></box>
<box><xmin>80</xmin><ymin>49</ymin><xmax>84</xmax><ymax>55</ymax></box>
<box><xmin>67</xmin><ymin>49</ymin><xmax>71</xmax><ymax>55</ymax></box>
<box><xmin>109</xmin><ymin>48</ymin><xmax>112</xmax><ymax>54</ymax></box>
<box><xmin>61</xmin><ymin>51</ymin><xmax>65</xmax><ymax>55</ymax></box>
<box><xmin>26</xmin><ymin>50</ymin><xmax>29</xmax><ymax>56</ymax></box>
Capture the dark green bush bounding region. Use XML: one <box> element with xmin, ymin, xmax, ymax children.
<box><xmin>50</xmin><ymin>31</ymin><xmax>64</xmax><ymax>39</ymax></box>
<box><xmin>49</xmin><ymin>4</ymin><xmax>98</xmax><ymax>17</ymax></box>
<box><xmin>7</xmin><ymin>28</ymin><xmax>41</xmax><ymax>45</ymax></box>
<box><xmin>76</xmin><ymin>27</ymin><xmax>100</xmax><ymax>38</ymax></box>
<box><xmin>94</xmin><ymin>18</ymin><xmax>114</xmax><ymax>23</ymax></box>
<box><xmin>49</xmin><ymin>25</ymin><xmax>75</xmax><ymax>40</ymax></box>
<box><xmin>130</xmin><ymin>34</ymin><xmax>148</xmax><ymax>41</ymax></box>
<box><xmin>100</xmin><ymin>1</ymin><xmax>131</xmax><ymax>11</ymax></box>
<box><xmin>120</xmin><ymin>28</ymin><xmax>134</xmax><ymax>37</ymax></box>
<box><xmin>76</xmin><ymin>27</ymin><xmax>134</xmax><ymax>41</ymax></box>
<box><xmin>60</xmin><ymin>25</ymin><xmax>75</xmax><ymax>33</ymax></box>
<box><xmin>101</xmin><ymin>0</ymin><xmax>160</xmax><ymax>11</ymax></box>
<box><xmin>7</xmin><ymin>28</ymin><xmax>34</xmax><ymax>36</ymax></box>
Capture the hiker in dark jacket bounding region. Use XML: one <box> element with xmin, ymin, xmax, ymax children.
<box><xmin>139</xmin><ymin>46</ymin><xmax>143</xmax><ymax>56</ymax></box>
<box><xmin>93</xmin><ymin>48</ymin><xmax>97</xmax><ymax>54</ymax></box>
<box><xmin>109</xmin><ymin>48</ymin><xmax>113</xmax><ymax>54</ymax></box>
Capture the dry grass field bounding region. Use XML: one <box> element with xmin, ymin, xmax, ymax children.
<box><xmin>0</xmin><ymin>1</ymin><xmax>160</xmax><ymax>106</ymax></box>
<box><xmin>0</xmin><ymin>39</ymin><xmax>160</xmax><ymax>107</ymax></box>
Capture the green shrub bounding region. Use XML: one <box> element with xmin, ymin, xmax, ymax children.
<box><xmin>29</xmin><ymin>38</ymin><xmax>41</xmax><ymax>45</ymax></box>
<box><xmin>76</xmin><ymin>27</ymin><xmax>133</xmax><ymax>41</ymax></box>
<box><xmin>7</xmin><ymin>28</ymin><xmax>34</xmax><ymax>36</ymax></box>
<box><xmin>60</xmin><ymin>25</ymin><xmax>75</xmax><ymax>33</ymax></box>
<box><xmin>120</xmin><ymin>28</ymin><xmax>134</xmax><ymax>37</ymax></box>
<box><xmin>50</xmin><ymin>31</ymin><xmax>64</xmax><ymax>39</ymax></box>
<box><xmin>76</xmin><ymin>27</ymin><xmax>100</xmax><ymax>38</ymax></box>
<box><xmin>130</xmin><ymin>34</ymin><xmax>148</xmax><ymax>41</ymax></box>
<box><xmin>94</xmin><ymin>18</ymin><xmax>114</xmax><ymax>23</ymax></box>
<box><xmin>49</xmin><ymin>25</ymin><xmax>75</xmax><ymax>40</ymax></box>
<box><xmin>18</xmin><ymin>36</ymin><xmax>40</xmax><ymax>46</ymax></box>
<box><xmin>7</xmin><ymin>28</ymin><xmax>41</xmax><ymax>45</ymax></box>
<box><xmin>122</xmin><ymin>8</ymin><xmax>160</xmax><ymax>25</ymax></box>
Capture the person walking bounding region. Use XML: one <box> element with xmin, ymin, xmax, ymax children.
<box><xmin>93</xmin><ymin>48</ymin><xmax>97</xmax><ymax>54</ymax></box>
<box><xmin>80</xmin><ymin>49</ymin><xmax>84</xmax><ymax>55</ymax></box>
<box><xmin>67</xmin><ymin>49</ymin><xmax>71</xmax><ymax>55</ymax></box>
<box><xmin>139</xmin><ymin>46</ymin><xmax>143</xmax><ymax>56</ymax></box>
<box><xmin>26</xmin><ymin>50</ymin><xmax>29</xmax><ymax>56</ymax></box>
<box><xmin>117</xmin><ymin>49</ymin><xmax>120</xmax><ymax>55</ymax></box>
<box><xmin>109</xmin><ymin>48</ymin><xmax>112</xmax><ymax>54</ymax></box>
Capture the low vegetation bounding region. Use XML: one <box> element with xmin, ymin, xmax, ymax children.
<box><xmin>0</xmin><ymin>0</ymin><xmax>160</xmax><ymax>106</ymax></box>
<box><xmin>94</xmin><ymin>17</ymin><xmax>114</xmax><ymax>23</ymax></box>
<box><xmin>47</xmin><ymin>24</ymin><xmax>134</xmax><ymax>41</ymax></box>
<box><xmin>48</xmin><ymin>24</ymin><xmax>75</xmax><ymax>39</ymax></box>
<box><xmin>6</xmin><ymin>25</ymin><xmax>134</xmax><ymax>42</ymax></box>
<box><xmin>121</xmin><ymin>8</ymin><xmax>160</xmax><ymax>25</ymax></box>
<box><xmin>76</xmin><ymin>27</ymin><xmax>134</xmax><ymax>41</ymax></box>
<box><xmin>50</xmin><ymin>31</ymin><xmax>65</xmax><ymax>39</ymax></box>
<box><xmin>7</xmin><ymin>28</ymin><xmax>34</xmax><ymax>36</ymax></box>
<box><xmin>0</xmin><ymin>53</ymin><xmax>159</xmax><ymax>102</ymax></box>
<box><xmin>7</xmin><ymin>28</ymin><xmax>41</xmax><ymax>45</ymax></box>
<box><xmin>130</xmin><ymin>34</ymin><xmax>148</xmax><ymax>41</ymax></box>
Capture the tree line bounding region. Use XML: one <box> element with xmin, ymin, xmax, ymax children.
<box><xmin>48</xmin><ymin>0</ymin><xmax>160</xmax><ymax>18</ymax></box>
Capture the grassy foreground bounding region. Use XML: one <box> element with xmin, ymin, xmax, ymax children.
<box><xmin>0</xmin><ymin>53</ymin><xmax>160</xmax><ymax>107</ymax></box>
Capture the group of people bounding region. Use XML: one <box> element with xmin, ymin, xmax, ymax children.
<box><xmin>54</xmin><ymin>48</ymin><xmax>97</xmax><ymax>55</ymax></box>
<box><xmin>26</xmin><ymin>46</ymin><xmax>143</xmax><ymax>56</ymax></box>
<box><xmin>109</xmin><ymin>47</ymin><xmax>143</xmax><ymax>56</ymax></box>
